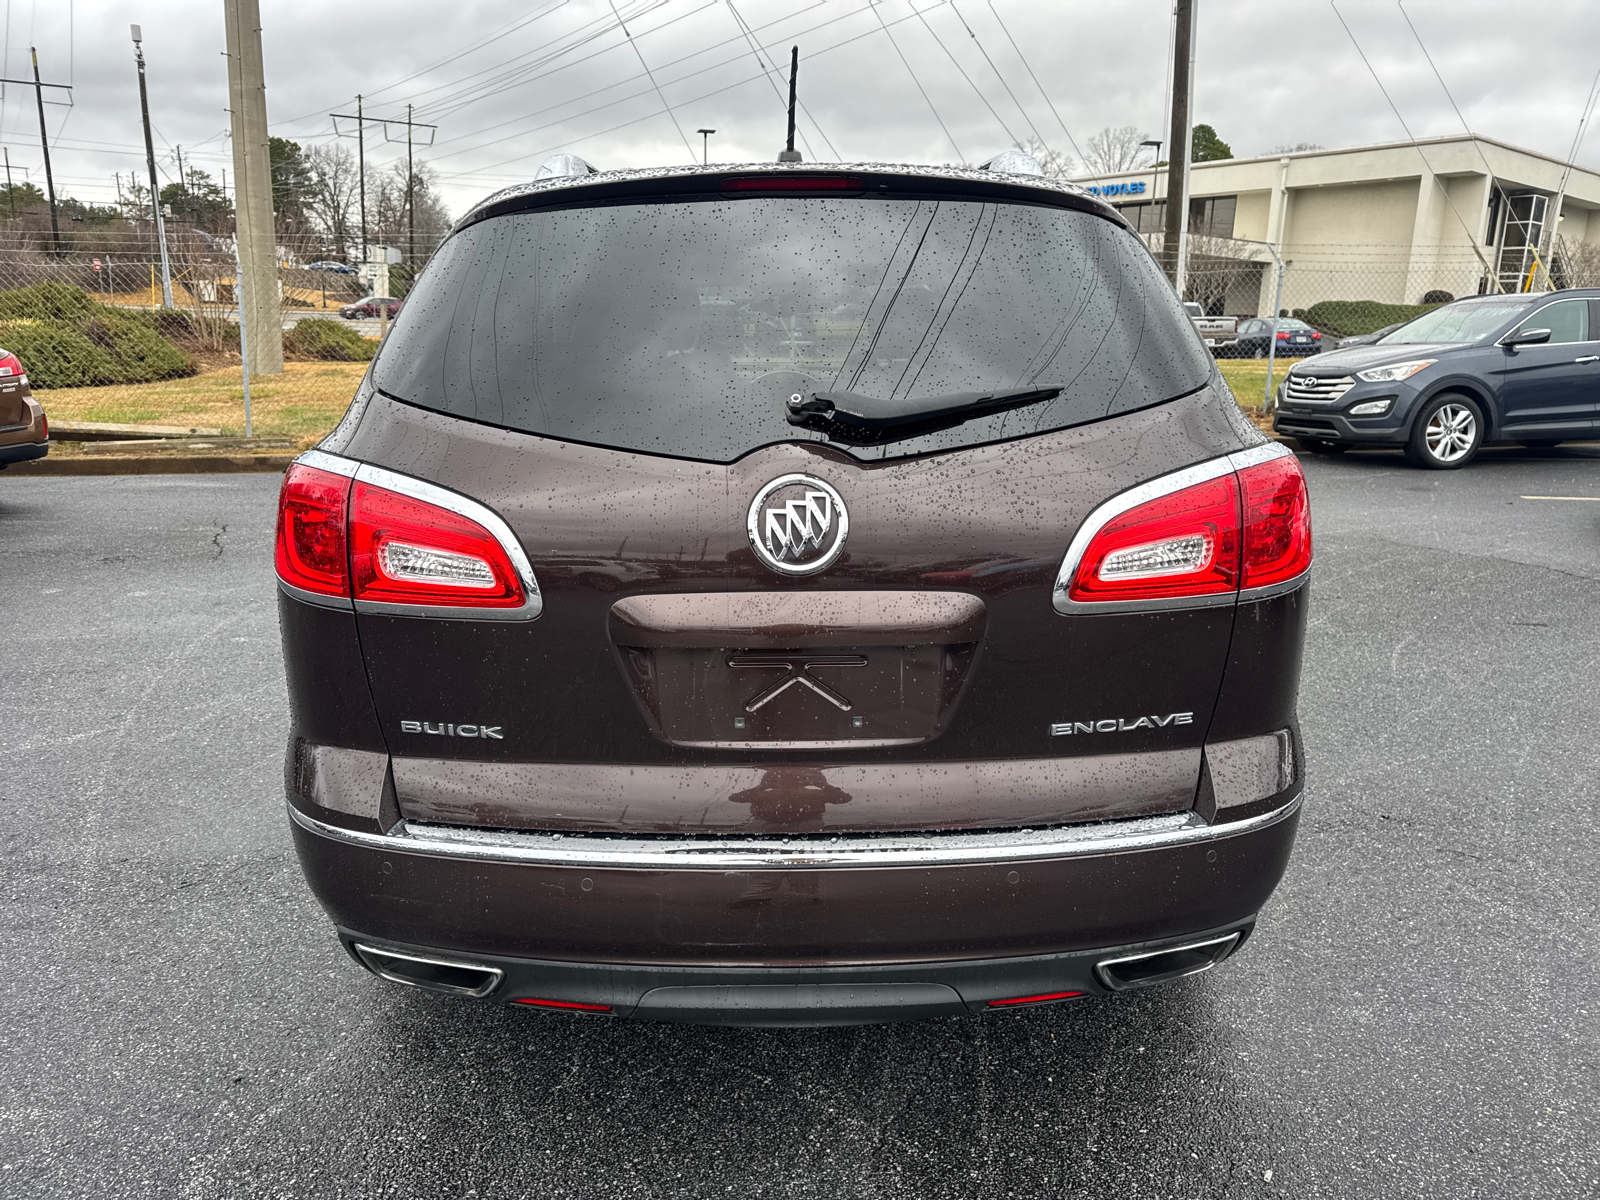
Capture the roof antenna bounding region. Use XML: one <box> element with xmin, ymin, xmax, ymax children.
<box><xmin>778</xmin><ymin>46</ymin><xmax>802</xmax><ymax>162</ymax></box>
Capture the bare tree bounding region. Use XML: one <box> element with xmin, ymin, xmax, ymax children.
<box><xmin>1013</xmin><ymin>136</ymin><xmax>1077</xmax><ymax>181</ymax></box>
<box><xmin>1184</xmin><ymin>234</ymin><xmax>1264</xmax><ymax>316</ymax></box>
<box><xmin>1555</xmin><ymin>235</ymin><xmax>1600</xmax><ymax>288</ymax></box>
<box><xmin>1084</xmin><ymin>125</ymin><xmax>1152</xmax><ymax>174</ymax></box>
<box><xmin>305</xmin><ymin>144</ymin><xmax>360</xmax><ymax>261</ymax></box>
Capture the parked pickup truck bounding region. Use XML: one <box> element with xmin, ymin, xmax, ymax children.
<box><xmin>1183</xmin><ymin>302</ymin><xmax>1238</xmax><ymax>354</ymax></box>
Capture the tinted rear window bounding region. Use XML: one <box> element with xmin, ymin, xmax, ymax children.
<box><xmin>374</xmin><ymin>194</ymin><xmax>1211</xmax><ymax>462</ymax></box>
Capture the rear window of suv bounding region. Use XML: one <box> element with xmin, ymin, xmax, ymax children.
<box><xmin>373</xmin><ymin>190</ymin><xmax>1213</xmax><ymax>462</ymax></box>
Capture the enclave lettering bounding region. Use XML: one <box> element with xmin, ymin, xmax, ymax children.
<box><xmin>1050</xmin><ymin>712</ymin><xmax>1193</xmax><ymax>736</ymax></box>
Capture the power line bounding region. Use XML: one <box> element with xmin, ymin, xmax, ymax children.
<box><xmin>1327</xmin><ymin>1</ymin><xmax>1500</xmax><ymax>289</ymax></box>
<box><xmin>416</xmin><ymin>0</ymin><xmax>756</xmax><ymax>153</ymax></box>
<box><xmin>984</xmin><ymin>0</ymin><xmax>1085</xmax><ymax>165</ymax></box>
<box><xmin>408</xmin><ymin>1</ymin><xmax>691</xmax><ymax>123</ymax></box>
<box><xmin>609</xmin><ymin>0</ymin><xmax>698</xmax><ymax>161</ymax></box>
<box><xmin>419</xmin><ymin>0</ymin><xmax>820</xmax><ymax>153</ymax></box>
<box><xmin>270</xmin><ymin>0</ymin><xmax>580</xmax><ymax>128</ymax></box>
<box><xmin>430</xmin><ymin>1</ymin><xmax>956</xmax><ymax>183</ymax></box>
<box><xmin>949</xmin><ymin>2</ymin><xmax>1045</xmax><ymax>150</ymax></box>
<box><xmin>425</xmin><ymin>0</ymin><xmax>923</xmax><ymax>169</ymax></box>
<box><xmin>871</xmin><ymin>0</ymin><xmax>963</xmax><ymax>161</ymax></box>
<box><xmin>724</xmin><ymin>0</ymin><xmax>838</xmax><ymax>160</ymax></box>
<box><xmin>912</xmin><ymin>1</ymin><xmax>1016</xmax><ymax>147</ymax></box>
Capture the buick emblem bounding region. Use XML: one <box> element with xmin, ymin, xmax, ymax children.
<box><xmin>746</xmin><ymin>473</ymin><xmax>850</xmax><ymax>575</ymax></box>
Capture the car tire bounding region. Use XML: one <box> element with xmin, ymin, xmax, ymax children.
<box><xmin>1253</xmin><ymin>346</ymin><xmax>1265</xmax><ymax>359</ymax></box>
<box><xmin>1404</xmin><ymin>392</ymin><xmax>1485</xmax><ymax>470</ymax></box>
<box><xmin>1298</xmin><ymin>438</ymin><xmax>1349</xmax><ymax>455</ymax></box>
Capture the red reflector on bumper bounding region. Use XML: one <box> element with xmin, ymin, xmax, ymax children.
<box><xmin>512</xmin><ymin>998</ymin><xmax>613</xmax><ymax>1012</ymax></box>
<box><xmin>986</xmin><ymin>991</ymin><xmax>1085</xmax><ymax>1008</ymax></box>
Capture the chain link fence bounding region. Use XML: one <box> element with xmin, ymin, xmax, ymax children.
<box><xmin>0</xmin><ymin>221</ymin><xmax>442</xmax><ymax>451</ymax></box>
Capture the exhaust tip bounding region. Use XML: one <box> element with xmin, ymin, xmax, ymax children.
<box><xmin>1095</xmin><ymin>932</ymin><xmax>1242</xmax><ymax>993</ymax></box>
<box><xmin>353</xmin><ymin>943</ymin><xmax>504</xmax><ymax>998</ymax></box>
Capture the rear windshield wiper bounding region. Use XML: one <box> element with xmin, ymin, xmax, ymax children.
<box><xmin>785</xmin><ymin>386</ymin><xmax>1060</xmax><ymax>442</ymax></box>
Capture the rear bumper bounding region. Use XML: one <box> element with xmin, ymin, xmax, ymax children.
<box><xmin>0</xmin><ymin>439</ymin><xmax>46</xmax><ymax>468</ymax></box>
<box><xmin>338</xmin><ymin>921</ymin><xmax>1257</xmax><ymax>1026</ymax></box>
<box><xmin>289</xmin><ymin>794</ymin><xmax>1301</xmax><ymax>1019</ymax></box>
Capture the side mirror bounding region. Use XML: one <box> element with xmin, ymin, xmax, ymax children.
<box><xmin>1503</xmin><ymin>327</ymin><xmax>1552</xmax><ymax>349</ymax></box>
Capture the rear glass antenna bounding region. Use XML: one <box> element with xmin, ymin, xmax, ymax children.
<box><xmin>778</xmin><ymin>46</ymin><xmax>802</xmax><ymax>162</ymax></box>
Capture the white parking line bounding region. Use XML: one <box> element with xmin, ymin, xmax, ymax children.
<box><xmin>1520</xmin><ymin>495</ymin><xmax>1600</xmax><ymax>501</ymax></box>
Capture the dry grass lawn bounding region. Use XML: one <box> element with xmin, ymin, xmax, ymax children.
<box><xmin>35</xmin><ymin>361</ymin><xmax>367</xmax><ymax>445</ymax></box>
<box><xmin>1217</xmin><ymin>357</ymin><xmax>1311</xmax><ymax>410</ymax></box>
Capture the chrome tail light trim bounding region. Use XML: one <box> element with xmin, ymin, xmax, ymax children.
<box><xmin>1052</xmin><ymin>441</ymin><xmax>1305</xmax><ymax>615</ymax></box>
<box><xmin>287</xmin><ymin>448</ymin><xmax>542</xmax><ymax>621</ymax></box>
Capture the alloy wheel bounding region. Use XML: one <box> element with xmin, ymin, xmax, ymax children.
<box><xmin>1425</xmin><ymin>403</ymin><xmax>1476</xmax><ymax>463</ymax></box>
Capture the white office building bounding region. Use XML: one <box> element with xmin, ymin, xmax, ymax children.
<box><xmin>1075</xmin><ymin>135</ymin><xmax>1600</xmax><ymax>316</ymax></box>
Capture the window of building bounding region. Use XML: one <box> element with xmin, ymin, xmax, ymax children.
<box><xmin>1113</xmin><ymin>195</ymin><xmax>1237</xmax><ymax>238</ymax></box>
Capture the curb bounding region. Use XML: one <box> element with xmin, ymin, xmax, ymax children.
<box><xmin>4</xmin><ymin>454</ymin><xmax>295</xmax><ymax>476</ymax></box>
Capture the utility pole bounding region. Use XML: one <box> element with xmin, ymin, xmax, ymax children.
<box><xmin>3</xmin><ymin>148</ymin><xmax>13</xmax><ymax>220</ymax></box>
<box><xmin>131</xmin><ymin>27</ymin><xmax>174</xmax><ymax>306</ymax></box>
<box><xmin>698</xmin><ymin>127</ymin><xmax>715</xmax><ymax>165</ymax></box>
<box><xmin>224</xmin><ymin>0</ymin><xmax>285</xmax><ymax>376</ymax></box>
<box><xmin>29</xmin><ymin>48</ymin><xmax>62</xmax><ymax>256</ymax></box>
<box><xmin>330</xmin><ymin>105</ymin><xmax>435</xmax><ymax>273</ymax></box>
<box><xmin>1161</xmin><ymin>0</ymin><xmax>1195</xmax><ymax>293</ymax></box>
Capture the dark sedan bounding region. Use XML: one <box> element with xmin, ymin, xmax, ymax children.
<box><xmin>1273</xmin><ymin>289</ymin><xmax>1600</xmax><ymax>468</ymax></box>
<box><xmin>1230</xmin><ymin>317</ymin><xmax>1324</xmax><ymax>358</ymax></box>
<box><xmin>338</xmin><ymin>295</ymin><xmax>402</xmax><ymax>319</ymax></box>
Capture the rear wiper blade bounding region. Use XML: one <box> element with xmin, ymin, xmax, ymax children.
<box><xmin>785</xmin><ymin>386</ymin><xmax>1061</xmax><ymax>436</ymax></box>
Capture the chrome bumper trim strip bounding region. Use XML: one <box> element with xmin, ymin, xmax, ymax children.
<box><xmin>287</xmin><ymin>794</ymin><xmax>1301</xmax><ymax>870</ymax></box>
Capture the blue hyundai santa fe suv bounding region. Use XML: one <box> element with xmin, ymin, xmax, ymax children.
<box><xmin>1273</xmin><ymin>289</ymin><xmax>1600</xmax><ymax>468</ymax></box>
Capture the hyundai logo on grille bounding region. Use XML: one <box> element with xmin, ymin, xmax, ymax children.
<box><xmin>746</xmin><ymin>473</ymin><xmax>850</xmax><ymax>575</ymax></box>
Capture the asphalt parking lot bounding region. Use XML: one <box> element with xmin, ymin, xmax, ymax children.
<box><xmin>2</xmin><ymin>446</ymin><xmax>1597</xmax><ymax>1199</ymax></box>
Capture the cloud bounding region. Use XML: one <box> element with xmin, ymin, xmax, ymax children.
<box><xmin>7</xmin><ymin>0</ymin><xmax>1599</xmax><ymax>221</ymax></box>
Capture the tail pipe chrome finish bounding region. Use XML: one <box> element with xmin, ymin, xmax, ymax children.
<box><xmin>353</xmin><ymin>943</ymin><xmax>504</xmax><ymax>998</ymax></box>
<box><xmin>1094</xmin><ymin>931</ymin><xmax>1243</xmax><ymax>993</ymax></box>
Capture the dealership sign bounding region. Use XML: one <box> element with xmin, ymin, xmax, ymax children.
<box><xmin>1087</xmin><ymin>181</ymin><xmax>1147</xmax><ymax>196</ymax></box>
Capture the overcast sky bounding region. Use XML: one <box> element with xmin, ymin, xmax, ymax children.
<box><xmin>7</xmin><ymin>0</ymin><xmax>1600</xmax><ymax>221</ymax></box>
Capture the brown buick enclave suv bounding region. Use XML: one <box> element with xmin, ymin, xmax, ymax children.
<box><xmin>0</xmin><ymin>348</ymin><xmax>47</xmax><ymax>470</ymax></box>
<box><xmin>275</xmin><ymin>154</ymin><xmax>1311</xmax><ymax>1026</ymax></box>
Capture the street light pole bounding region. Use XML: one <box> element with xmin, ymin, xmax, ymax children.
<box><xmin>131</xmin><ymin>27</ymin><xmax>174</xmax><ymax>306</ymax></box>
<box><xmin>697</xmin><ymin>127</ymin><xmax>715</xmax><ymax>165</ymax></box>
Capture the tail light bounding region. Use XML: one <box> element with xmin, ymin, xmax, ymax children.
<box><xmin>275</xmin><ymin>451</ymin><xmax>541</xmax><ymax>616</ymax></box>
<box><xmin>275</xmin><ymin>464</ymin><xmax>352</xmax><ymax>597</ymax></box>
<box><xmin>1312</xmin><ymin>331</ymin><xmax>1322</xmax><ymax>340</ymax></box>
<box><xmin>349</xmin><ymin>480</ymin><xmax>525</xmax><ymax>608</ymax></box>
<box><xmin>722</xmin><ymin>174</ymin><xmax>864</xmax><ymax>193</ymax></box>
<box><xmin>1065</xmin><ymin>474</ymin><xmax>1240</xmax><ymax>604</ymax></box>
<box><xmin>1055</xmin><ymin>447</ymin><xmax>1310</xmax><ymax>612</ymax></box>
<box><xmin>1275</xmin><ymin>331</ymin><xmax>1288</xmax><ymax>340</ymax></box>
<box><xmin>1238</xmin><ymin>454</ymin><xmax>1313</xmax><ymax>588</ymax></box>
